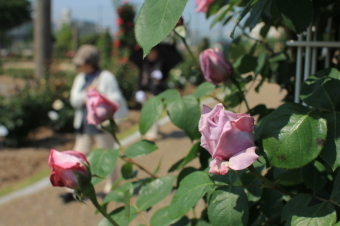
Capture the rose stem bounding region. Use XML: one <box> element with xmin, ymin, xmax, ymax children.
<box><xmin>121</xmin><ymin>156</ymin><xmax>158</xmax><ymax>179</ymax></box>
<box><xmin>247</xmin><ymin>165</ymin><xmax>294</xmax><ymax>197</ymax></box>
<box><xmin>174</xmin><ymin>30</ymin><xmax>200</xmax><ymax>67</ymax></box>
<box><xmin>230</xmin><ymin>77</ymin><xmax>251</xmax><ymax>113</ymax></box>
<box><xmin>83</xmin><ymin>184</ymin><xmax>120</xmax><ymax>226</ymax></box>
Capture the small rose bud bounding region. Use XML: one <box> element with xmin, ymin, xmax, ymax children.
<box><xmin>48</xmin><ymin>149</ymin><xmax>90</xmax><ymax>189</ymax></box>
<box><xmin>199</xmin><ymin>48</ymin><xmax>233</xmax><ymax>84</ymax></box>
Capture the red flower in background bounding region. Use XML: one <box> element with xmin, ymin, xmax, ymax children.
<box><xmin>116</xmin><ymin>18</ymin><xmax>124</xmax><ymax>25</ymax></box>
<box><xmin>114</xmin><ymin>40</ymin><xmax>120</xmax><ymax>48</ymax></box>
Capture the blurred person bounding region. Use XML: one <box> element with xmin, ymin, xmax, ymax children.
<box><xmin>130</xmin><ymin>44</ymin><xmax>183</xmax><ymax>141</ymax></box>
<box><xmin>60</xmin><ymin>44</ymin><xmax>128</xmax><ymax>203</ymax></box>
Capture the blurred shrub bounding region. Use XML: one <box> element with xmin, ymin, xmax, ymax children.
<box><xmin>0</xmin><ymin>70</ymin><xmax>75</xmax><ymax>146</ymax></box>
<box><xmin>0</xmin><ymin>68</ymin><xmax>34</xmax><ymax>79</ymax></box>
<box><xmin>0</xmin><ymin>86</ymin><xmax>52</xmax><ymax>146</ymax></box>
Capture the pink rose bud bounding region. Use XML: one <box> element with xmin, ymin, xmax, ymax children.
<box><xmin>195</xmin><ymin>0</ymin><xmax>214</xmax><ymax>13</ymax></box>
<box><xmin>48</xmin><ymin>149</ymin><xmax>90</xmax><ymax>189</ymax></box>
<box><xmin>199</xmin><ymin>48</ymin><xmax>233</xmax><ymax>84</ymax></box>
<box><xmin>86</xmin><ymin>90</ymin><xmax>119</xmax><ymax>125</ymax></box>
<box><xmin>198</xmin><ymin>104</ymin><xmax>258</xmax><ymax>175</ymax></box>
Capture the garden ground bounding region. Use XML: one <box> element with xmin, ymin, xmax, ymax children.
<box><xmin>0</xmin><ymin>79</ymin><xmax>287</xmax><ymax>225</ymax></box>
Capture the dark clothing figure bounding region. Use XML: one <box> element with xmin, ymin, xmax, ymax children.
<box><xmin>139</xmin><ymin>57</ymin><xmax>167</xmax><ymax>95</ymax></box>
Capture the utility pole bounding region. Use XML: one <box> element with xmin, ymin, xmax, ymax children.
<box><xmin>34</xmin><ymin>0</ymin><xmax>51</xmax><ymax>79</ymax></box>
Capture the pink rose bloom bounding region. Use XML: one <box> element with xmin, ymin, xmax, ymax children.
<box><xmin>199</xmin><ymin>48</ymin><xmax>233</xmax><ymax>84</ymax></box>
<box><xmin>198</xmin><ymin>104</ymin><xmax>258</xmax><ymax>175</ymax></box>
<box><xmin>48</xmin><ymin>149</ymin><xmax>89</xmax><ymax>189</ymax></box>
<box><xmin>196</xmin><ymin>0</ymin><xmax>214</xmax><ymax>13</ymax></box>
<box><xmin>86</xmin><ymin>90</ymin><xmax>119</xmax><ymax>125</ymax></box>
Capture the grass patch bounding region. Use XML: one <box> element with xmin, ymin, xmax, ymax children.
<box><xmin>0</xmin><ymin>168</ymin><xmax>50</xmax><ymax>197</ymax></box>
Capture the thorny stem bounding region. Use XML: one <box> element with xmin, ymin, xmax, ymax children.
<box><xmin>231</xmin><ymin>77</ymin><xmax>251</xmax><ymax>113</ymax></box>
<box><xmin>248</xmin><ymin>165</ymin><xmax>294</xmax><ymax>197</ymax></box>
<box><xmin>121</xmin><ymin>156</ymin><xmax>158</xmax><ymax>179</ymax></box>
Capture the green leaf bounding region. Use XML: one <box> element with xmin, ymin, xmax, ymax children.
<box><xmin>124</xmin><ymin>140</ymin><xmax>158</xmax><ymax>158</ymax></box>
<box><xmin>193</xmin><ymin>82</ymin><xmax>216</xmax><ymax>99</ymax></box>
<box><xmin>210</xmin><ymin>169</ymin><xmax>243</xmax><ymax>186</ymax></box>
<box><xmin>206</xmin><ymin>0</ymin><xmax>229</xmax><ymax>18</ymax></box>
<box><xmin>167</xmin><ymin>95</ymin><xmax>201</xmax><ymax>140</ymax></box>
<box><xmin>273</xmin><ymin>168</ymin><xmax>303</xmax><ymax>186</ymax></box>
<box><xmin>168</xmin><ymin>142</ymin><xmax>201</xmax><ymax>172</ymax></box>
<box><xmin>208</xmin><ymin>187</ymin><xmax>248</xmax><ymax>226</ymax></box>
<box><xmin>231</xmin><ymin>0</ymin><xmax>258</xmax><ymax>38</ymax></box>
<box><xmin>210</xmin><ymin>4</ymin><xmax>232</xmax><ymax>29</ymax></box>
<box><xmin>258</xmin><ymin>102</ymin><xmax>327</xmax><ymax>169</ymax></box>
<box><xmin>103</xmin><ymin>182</ymin><xmax>134</xmax><ymax>204</ymax></box>
<box><xmin>282</xmin><ymin>194</ymin><xmax>336</xmax><ymax>225</ymax></box>
<box><xmin>233</xmin><ymin>54</ymin><xmax>258</xmax><ymax>74</ymax></box>
<box><xmin>331</xmin><ymin>170</ymin><xmax>340</xmax><ymax>203</ymax></box>
<box><xmin>158</xmin><ymin>89</ymin><xmax>181</xmax><ymax>104</ymax></box>
<box><xmin>240</xmin><ymin>171</ymin><xmax>262</xmax><ymax>204</ymax></box>
<box><xmin>247</xmin><ymin>0</ymin><xmax>271</xmax><ymax>31</ymax></box>
<box><xmin>98</xmin><ymin>206</ymin><xmax>138</xmax><ymax>226</ymax></box>
<box><xmin>150</xmin><ymin>206</ymin><xmax>181</xmax><ymax>226</ymax></box>
<box><xmin>275</xmin><ymin>0</ymin><xmax>313</xmax><ymax>33</ymax></box>
<box><xmin>137</xmin><ymin>176</ymin><xmax>176</xmax><ymax>211</ymax></box>
<box><xmin>139</xmin><ymin>96</ymin><xmax>164</xmax><ymax>135</ymax></box>
<box><xmin>168</xmin><ymin>171</ymin><xmax>215</xmax><ymax>219</ymax></box>
<box><xmin>260</xmin><ymin>188</ymin><xmax>283</xmax><ymax>219</ymax></box>
<box><xmin>176</xmin><ymin>167</ymin><xmax>197</xmax><ymax>187</ymax></box>
<box><xmin>281</xmin><ymin>194</ymin><xmax>311</xmax><ymax>222</ymax></box>
<box><xmin>321</xmin><ymin>112</ymin><xmax>340</xmax><ymax>170</ymax></box>
<box><xmin>300</xmin><ymin>68</ymin><xmax>340</xmax><ymax>111</ymax></box>
<box><xmin>135</xmin><ymin>0</ymin><xmax>189</xmax><ymax>56</ymax></box>
<box><xmin>88</xmin><ymin>148</ymin><xmax>119</xmax><ymax>185</ymax></box>
<box><xmin>302</xmin><ymin>160</ymin><xmax>328</xmax><ymax>192</ymax></box>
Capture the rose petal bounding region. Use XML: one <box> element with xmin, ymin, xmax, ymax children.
<box><xmin>234</xmin><ymin>114</ymin><xmax>255</xmax><ymax>132</ymax></box>
<box><xmin>213</xmin><ymin>122</ymin><xmax>255</xmax><ymax>160</ymax></box>
<box><xmin>209</xmin><ymin>159</ymin><xmax>229</xmax><ymax>175</ymax></box>
<box><xmin>229</xmin><ymin>146</ymin><xmax>258</xmax><ymax>170</ymax></box>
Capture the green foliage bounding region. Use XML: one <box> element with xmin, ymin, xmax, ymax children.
<box><xmin>0</xmin><ymin>0</ymin><xmax>31</xmax><ymax>32</ymax></box>
<box><xmin>55</xmin><ymin>24</ymin><xmax>73</xmax><ymax>54</ymax></box>
<box><xmin>257</xmin><ymin>102</ymin><xmax>327</xmax><ymax>168</ymax></box>
<box><xmin>55</xmin><ymin>1</ymin><xmax>340</xmax><ymax>225</ymax></box>
<box><xmin>87</xmin><ymin>148</ymin><xmax>119</xmax><ymax>185</ymax></box>
<box><xmin>0</xmin><ymin>86</ymin><xmax>52</xmax><ymax>146</ymax></box>
<box><xmin>135</xmin><ymin>0</ymin><xmax>189</xmax><ymax>56</ymax></box>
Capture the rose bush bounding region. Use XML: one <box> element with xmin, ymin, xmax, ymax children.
<box><xmin>48</xmin><ymin>149</ymin><xmax>90</xmax><ymax>189</ymax></box>
<box><xmin>199</xmin><ymin>48</ymin><xmax>233</xmax><ymax>84</ymax></box>
<box><xmin>86</xmin><ymin>90</ymin><xmax>119</xmax><ymax>125</ymax></box>
<box><xmin>199</xmin><ymin>104</ymin><xmax>258</xmax><ymax>175</ymax></box>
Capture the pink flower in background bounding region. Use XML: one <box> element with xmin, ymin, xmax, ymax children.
<box><xmin>86</xmin><ymin>90</ymin><xmax>119</xmax><ymax>125</ymax></box>
<box><xmin>199</xmin><ymin>48</ymin><xmax>233</xmax><ymax>84</ymax></box>
<box><xmin>196</xmin><ymin>0</ymin><xmax>214</xmax><ymax>13</ymax></box>
<box><xmin>116</xmin><ymin>18</ymin><xmax>124</xmax><ymax>25</ymax></box>
<box><xmin>48</xmin><ymin>149</ymin><xmax>89</xmax><ymax>189</ymax></box>
<box><xmin>198</xmin><ymin>104</ymin><xmax>258</xmax><ymax>175</ymax></box>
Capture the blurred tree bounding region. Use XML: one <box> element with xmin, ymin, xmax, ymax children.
<box><xmin>96</xmin><ymin>29</ymin><xmax>112</xmax><ymax>68</ymax></box>
<box><xmin>0</xmin><ymin>0</ymin><xmax>31</xmax><ymax>32</ymax></box>
<box><xmin>55</xmin><ymin>24</ymin><xmax>73</xmax><ymax>55</ymax></box>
